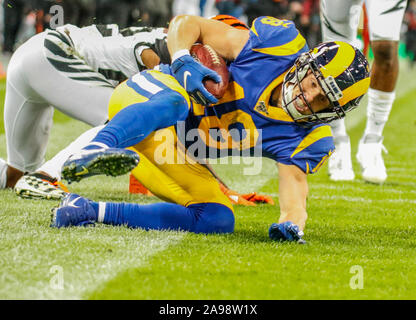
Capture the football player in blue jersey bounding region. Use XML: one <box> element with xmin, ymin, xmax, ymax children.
<box><xmin>51</xmin><ymin>15</ymin><xmax>370</xmax><ymax>243</ymax></box>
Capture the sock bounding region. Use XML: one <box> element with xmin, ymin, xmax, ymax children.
<box><xmin>329</xmin><ymin>118</ymin><xmax>348</xmax><ymax>138</ymax></box>
<box><xmin>89</xmin><ymin>201</ymin><xmax>235</xmax><ymax>234</ymax></box>
<box><xmin>364</xmin><ymin>88</ymin><xmax>395</xmax><ymax>138</ymax></box>
<box><xmin>362</xmin><ymin>134</ymin><xmax>383</xmax><ymax>144</ymax></box>
<box><xmin>333</xmin><ymin>134</ymin><xmax>350</xmax><ymax>146</ymax></box>
<box><xmin>90</xmin><ymin>201</ymin><xmax>103</xmax><ymax>222</ymax></box>
<box><xmin>92</xmin><ymin>201</ymin><xmax>195</xmax><ymax>230</ymax></box>
<box><xmin>90</xmin><ymin>90</ymin><xmax>189</xmax><ymax>149</ymax></box>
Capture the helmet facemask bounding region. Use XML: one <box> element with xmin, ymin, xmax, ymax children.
<box><xmin>282</xmin><ymin>51</ymin><xmax>353</xmax><ymax>127</ymax></box>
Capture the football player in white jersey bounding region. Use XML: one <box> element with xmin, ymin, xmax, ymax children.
<box><xmin>320</xmin><ymin>0</ymin><xmax>407</xmax><ymax>183</ymax></box>
<box><xmin>0</xmin><ymin>24</ymin><xmax>168</xmax><ymax>191</ymax></box>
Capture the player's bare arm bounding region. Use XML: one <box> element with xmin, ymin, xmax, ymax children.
<box><xmin>276</xmin><ymin>163</ymin><xmax>308</xmax><ymax>230</ymax></box>
<box><xmin>141</xmin><ymin>48</ymin><xmax>162</xmax><ymax>69</ymax></box>
<box><xmin>167</xmin><ymin>15</ymin><xmax>249</xmax><ymax>61</ymax></box>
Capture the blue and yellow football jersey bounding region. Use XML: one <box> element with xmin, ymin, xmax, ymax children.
<box><xmin>173</xmin><ymin>16</ymin><xmax>334</xmax><ymax>174</ymax></box>
<box><xmin>126</xmin><ymin>17</ymin><xmax>335</xmax><ymax>175</ymax></box>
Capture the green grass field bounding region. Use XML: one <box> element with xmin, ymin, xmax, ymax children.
<box><xmin>0</xmin><ymin>61</ymin><xmax>415</xmax><ymax>300</ymax></box>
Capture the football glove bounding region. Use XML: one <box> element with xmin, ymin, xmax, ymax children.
<box><xmin>219</xmin><ymin>184</ymin><xmax>275</xmax><ymax>206</ymax></box>
<box><xmin>269</xmin><ymin>221</ymin><xmax>306</xmax><ymax>244</ymax></box>
<box><xmin>241</xmin><ymin>192</ymin><xmax>275</xmax><ymax>205</ymax></box>
<box><xmin>171</xmin><ymin>53</ymin><xmax>221</xmax><ymax>106</ymax></box>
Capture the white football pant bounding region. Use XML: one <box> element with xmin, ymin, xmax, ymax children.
<box><xmin>4</xmin><ymin>32</ymin><xmax>112</xmax><ymax>174</ymax></box>
<box><xmin>37</xmin><ymin>125</ymin><xmax>105</xmax><ymax>180</ymax></box>
<box><xmin>320</xmin><ymin>0</ymin><xmax>407</xmax><ymax>43</ymax></box>
<box><xmin>321</xmin><ymin>0</ymin><xmax>406</xmax><ymax>138</ymax></box>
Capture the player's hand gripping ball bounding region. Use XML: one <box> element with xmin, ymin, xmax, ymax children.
<box><xmin>190</xmin><ymin>43</ymin><xmax>229</xmax><ymax>101</ymax></box>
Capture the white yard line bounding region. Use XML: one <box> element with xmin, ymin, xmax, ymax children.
<box><xmin>263</xmin><ymin>192</ymin><xmax>416</xmax><ymax>204</ymax></box>
<box><xmin>0</xmin><ymin>231</ymin><xmax>185</xmax><ymax>300</ymax></box>
<box><xmin>311</xmin><ymin>182</ymin><xmax>416</xmax><ymax>194</ymax></box>
<box><xmin>309</xmin><ymin>194</ymin><xmax>416</xmax><ymax>204</ymax></box>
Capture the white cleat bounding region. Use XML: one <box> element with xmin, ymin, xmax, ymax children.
<box><xmin>14</xmin><ymin>173</ymin><xmax>68</xmax><ymax>200</ymax></box>
<box><xmin>356</xmin><ymin>135</ymin><xmax>387</xmax><ymax>184</ymax></box>
<box><xmin>328</xmin><ymin>136</ymin><xmax>355</xmax><ymax>181</ymax></box>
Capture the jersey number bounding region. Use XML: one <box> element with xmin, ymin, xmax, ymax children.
<box><xmin>96</xmin><ymin>24</ymin><xmax>119</xmax><ymax>37</ymax></box>
<box><xmin>198</xmin><ymin>110</ymin><xmax>259</xmax><ymax>150</ymax></box>
<box><xmin>260</xmin><ymin>17</ymin><xmax>291</xmax><ymax>28</ymax></box>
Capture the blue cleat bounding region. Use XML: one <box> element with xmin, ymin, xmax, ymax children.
<box><xmin>50</xmin><ymin>193</ymin><xmax>97</xmax><ymax>228</ymax></box>
<box><xmin>269</xmin><ymin>221</ymin><xmax>306</xmax><ymax>244</ymax></box>
<box><xmin>61</xmin><ymin>147</ymin><xmax>140</xmax><ymax>183</ymax></box>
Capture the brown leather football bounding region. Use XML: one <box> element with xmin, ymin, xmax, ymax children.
<box><xmin>190</xmin><ymin>43</ymin><xmax>229</xmax><ymax>100</ymax></box>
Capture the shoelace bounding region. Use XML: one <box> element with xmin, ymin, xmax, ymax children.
<box><xmin>32</xmin><ymin>173</ymin><xmax>69</xmax><ymax>193</ymax></box>
<box><xmin>50</xmin><ymin>181</ymin><xmax>69</xmax><ymax>193</ymax></box>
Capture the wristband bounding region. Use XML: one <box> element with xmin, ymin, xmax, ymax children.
<box><xmin>171</xmin><ymin>49</ymin><xmax>191</xmax><ymax>63</ymax></box>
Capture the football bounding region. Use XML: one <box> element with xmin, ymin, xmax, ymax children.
<box><xmin>190</xmin><ymin>43</ymin><xmax>229</xmax><ymax>100</ymax></box>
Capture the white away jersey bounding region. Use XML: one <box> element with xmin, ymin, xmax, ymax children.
<box><xmin>44</xmin><ymin>24</ymin><xmax>168</xmax><ymax>86</ymax></box>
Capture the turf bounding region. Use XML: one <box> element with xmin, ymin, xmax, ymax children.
<box><xmin>0</xmin><ymin>61</ymin><xmax>415</xmax><ymax>300</ymax></box>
